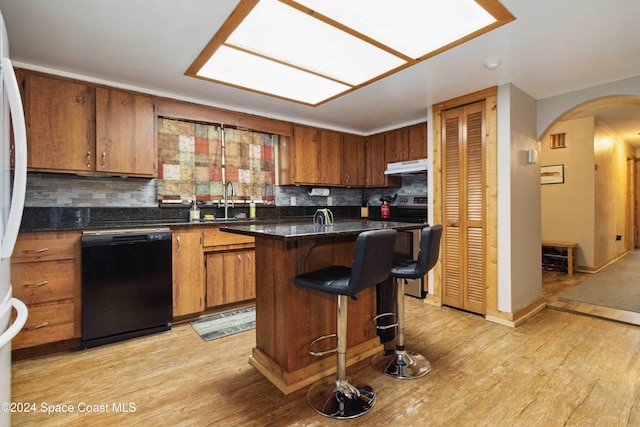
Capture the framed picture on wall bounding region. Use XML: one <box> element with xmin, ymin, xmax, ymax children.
<box><xmin>541</xmin><ymin>164</ymin><xmax>564</xmax><ymax>184</ymax></box>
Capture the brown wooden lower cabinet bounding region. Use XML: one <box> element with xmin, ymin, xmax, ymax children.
<box><xmin>12</xmin><ymin>302</ymin><xmax>75</xmax><ymax>349</ymax></box>
<box><xmin>10</xmin><ymin>231</ymin><xmax>81</xmax><ymax>350</ymax></box>
<box><xmin>206</xmin><ymin>249</ymin><xmax>255</xmax><ymax>307</ymax></box>
<box><xmin>172</xmin><ymin>227</ymin><xmax>205</xmax><ymax>318</ymax></box>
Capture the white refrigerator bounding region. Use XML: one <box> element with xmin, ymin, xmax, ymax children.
<box><xmin>0</xmin><ymin>9</ymin><xmax>29</xmax><ymax>427</ymax></box>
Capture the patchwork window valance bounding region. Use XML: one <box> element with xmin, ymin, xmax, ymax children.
<box><xmin>157</xmin><ymin>117</ymin><xmax>276</xmax><ymax>202</ymax></box>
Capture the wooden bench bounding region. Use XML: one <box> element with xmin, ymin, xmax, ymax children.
<box><xmin>542</xmin><ymin>241</ymin><xmax>578</xmax><ymax>276</ymax></box>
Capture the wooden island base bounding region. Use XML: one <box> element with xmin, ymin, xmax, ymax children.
<box><xmin>249</xmin><ymin>338</ymin><xmax>382</xmax><ymax>394</ymax></box>
<box><xmin>220</xmin><ymin>220</ymin><xmax>424</xmax><ymax>395</ymax></box>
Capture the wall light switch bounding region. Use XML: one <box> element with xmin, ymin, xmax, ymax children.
<box><xmin>290</xmin><ymin>196</ymin><xmax>296</xmax><ymax>206</ymax></box>
<box><xmin>327</xmin><ymin>196</ymin><xmax>333</xmax><ymax>206</ymax></box>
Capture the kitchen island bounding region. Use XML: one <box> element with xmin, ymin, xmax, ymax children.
<box><xmin>221</xmin><ymin>220</ymin><xmax>423</xmax><ymax>394</ymax></box>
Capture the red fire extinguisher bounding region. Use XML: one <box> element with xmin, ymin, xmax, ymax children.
<box><xmin>379</xmin><ymin>194</ymin><xmax>396</xmax><ymax>219</ymax></box>
<box><xmin>381</xmin><ymin>201</ymin><xmax>390</xmax><ymax>218</ymax></box>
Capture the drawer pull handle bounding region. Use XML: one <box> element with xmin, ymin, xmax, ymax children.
<box><xmin>22</xmin><ymin>280</ymin><xmax>49</xmax><ymax>287</ymax></box>
<box><xmin>25</xmin><ymin>322</ymin><xmax>49</xmax><ymax>331</ymax></box>
<box><xmin>23</xmin><ymin>247</ymin><xmax>49</xmax><ymax>254</ymax></box>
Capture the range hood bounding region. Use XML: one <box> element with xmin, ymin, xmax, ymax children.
<box><xmin>384</xmin><ymin>158</ymin><xmax>428</xmax><ymax>175</ymax></box>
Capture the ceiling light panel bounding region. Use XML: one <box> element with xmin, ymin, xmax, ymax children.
<box><xmin>292</xmin><ymin>0</ymin><xmax>497</xmax><ymax>60</ymax></box>
<box><xmin>226</xmin><ymin>0</ymin><xmax>406</xmax><ymax>86</ymax></box>
<box><xmin>198</xmin><ymin>45</ymin><xmax>350</xmax><ymax>105</ymax></box>
<box><xmin>186</xmin><ymin>0</ymin><xmax>514</xmax><ymax>106</ymax></box>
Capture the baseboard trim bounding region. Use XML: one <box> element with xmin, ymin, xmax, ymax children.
<box><xmin>486</xmin><ymin>296</ymin><xmax>546</xmax><ymax>327</ymax></box>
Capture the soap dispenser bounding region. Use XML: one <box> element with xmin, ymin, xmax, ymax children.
<box><xmin>189</xmin><ymin>198</ymin><xmax>200</xmax><ymax>222</ymax></box>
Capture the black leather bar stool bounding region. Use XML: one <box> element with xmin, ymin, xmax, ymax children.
<box><xmin>294</xmin><ymin>229</ymin><xmax>397</xmax><ymax>419</ymax></box>
<box><xmin>372</xmin><ymin>225</ymin><xmax>443</xmax><ymax>379</ymax></box>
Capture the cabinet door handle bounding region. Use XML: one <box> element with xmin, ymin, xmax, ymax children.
<box><xmin>86</xmin><ymin>151</ymin><xmax>91</xmax><ymax>167</ymax></box>
<box><xmin>101</xmin><ymin>151</ymin><xmax>106</xmax><ymax>168</ymax></box>
<box><xmin>176</xmin><ymin>235</ymin><xmax>181</xmax><ymax>252</ymax></box>
<box><xmin>345</xmin><ymin>172</ymin><xmax>350</xmax><ymax>183</ymax></box>
<box><xmin>25</xmin><ymin>322</ymin><xmax>49</xmax><ymax>331</ymax></box>
<box><xmin>22</xmin><ymin>280</ymin><xmax>49</xmax><ymax>288</ymax></box>
<box><xmin>22</xmin><ymin>247</ymin><xmax>49</xmax><ymax>254</ymax></box>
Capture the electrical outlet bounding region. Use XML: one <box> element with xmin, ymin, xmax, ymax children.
<box><xmin>290</xmin><ymin>196</ymin><xmax>296</xmax><ymax>206</ymax></box>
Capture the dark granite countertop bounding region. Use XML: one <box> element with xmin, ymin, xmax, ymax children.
<box><xmin>19</xmin><ymin>206</ymin><xmax>364</xmax><ymax>232</ymax></box>
<box><xmin>220</xmin><ymin>219</ymin><xmax>424</xmax><ymax>242</ymax></box>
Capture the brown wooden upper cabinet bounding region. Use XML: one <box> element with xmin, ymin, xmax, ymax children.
<box><xmin>342</xmin><ymin>133</ymin><xmax>366</xmax><ymax>187</ymax></box>
<box><xmin>385</xmin><ymin>122</ymin><xmax>427</xmax><ymax>163</ymax></box>
<box><xmin>21</xmin><ymin>72</ymin><xmax>96</xmax><ymax>173</ymax></box>
<box><xmin>96</xmin><ymin>87</ymin><xmax>156</xmax><ymax>177</ymax></box>
<box><xmin>385</xmin><ymin>127</ymin><xmax>408</xmax><ymax>163</ymax></box>
<box><xmin>407</xmin><ymin>122</ymin><xmax>428</xmax><ymax>160</ymax></box>
<box><xmin>19</xmin><ymin>70</ymin><xmax>156</xmax><ymax>177</ymax></box>
<box><xmin>288</xmin><ymin>124</ymin><xmax>343</xmax><ymax>186</ymax></box>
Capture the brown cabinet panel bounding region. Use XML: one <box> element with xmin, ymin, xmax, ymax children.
<box><xmin>206</xmin><ymin>249</ymin><xmax>255</xmax><ymax>307</ymax></box>
<box><xmin>365</xmin><ymin>133</ymin><xmax>399</xmax><ymax>187</ymax></box>
<box><xmin>96</xmin><ymin>87</ymin><xmax>155</xmax><ymax>177</ymax></box>
<box><xmin>11</xmin><ymin>302</ymin><xmax>75</xmax><ymax>349</ymax></box>
<box><xmin>12</xmin><ymin>236</ymin><xmax>76</xmax><ymax>263</ymax></box>
<box><xmin>366</xmin><ymin>133</ymin><xmax>385</xmax><ymax>187</ymax></box>
<box><xmin>385</xmin><ymin>127</ymin><xmax>408</xmax><ymax>163</ymax></box>
<box><xmin>10</xmin><ymin>231</ymin><xmax>81</xmax><ymax>349</ymax></box>
<box><xmin>290</xmin><ymin>125</ymin><xmax>345</xmax><ymax>186</ymax></box>
<box><xmin>203</xmin><ymin>227</ymin><xmax>255</xmax><ymax>248</ymax></box>
<box><xmin>407</xmin><ymin>122</ymin><xmax>428</xmax><ymax>160</ymax></box>
<box><xmin>172</xmin><ymin>228</ymin><xmax>205</xmax><ymax>317</ymax></box>
<box><xmin>12</xmin><ymin>260</ymin><xmax>75</xmax><ymax>305</ymax></box>
<box><xmin>24</xmin><ymin>73</ymin><xmax>95</xmax><ymax>172</ymax></box>
<box><xmin>292</xmin><ymin>124</ymin><xmax>319</xmax><ymax>184</ymax></box>
<box><xmin>244</xmin><ymin>251</ymin><xmax>256</xmax><ymax>300</ymax></box>
<box><xmin>342</xmin><ymin>133</ymin><xmax>366</xmax><ymax>187</ymax></box>
<box><xmin>318</xmin><ymin>129</ymin><xmax>343</xmax><ymax>185</ymax></box>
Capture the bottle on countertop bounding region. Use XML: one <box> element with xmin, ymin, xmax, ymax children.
<box><xmin>249</xmin><ymin>199</ymin><xmax>256</xmax><ymax>219</ymax></box>
<box><xmin>189</xmin><ymin>198</ymin><xmax>200</xmax><ymax>222</ymax></box>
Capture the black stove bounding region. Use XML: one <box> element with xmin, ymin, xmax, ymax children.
<box><xmin>371</xmin><ymin>194</ymin><xmax>428</xmax><ymax>223</ymax></box>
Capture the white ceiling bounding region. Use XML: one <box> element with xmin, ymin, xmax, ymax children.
<box><xmin>1</xmin><ymin>0</ymin><xmax>639</xmax><ymax>145</ymax></box>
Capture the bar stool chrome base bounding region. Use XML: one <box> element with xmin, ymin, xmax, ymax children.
<box><xmin>371</xmin><ymin>349</ymin><xmax>431</xmax><ymax>379</ymax></box>
<box><xmin>306</xmin><ymin>377</ymin><xmax>376</xmax><ymax>419</ymax></box>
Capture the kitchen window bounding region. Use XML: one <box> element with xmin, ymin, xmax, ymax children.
<box><xmin>157</xmin><ymin>117</ymin><xmax>276</xmax><ymax>203</ymax></box>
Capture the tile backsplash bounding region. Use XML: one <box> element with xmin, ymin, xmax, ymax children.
<box><xmin>25</xmin><ymin>173</ymin><xmax>158</xmax><ymax>207</ymax></box>
<box><xmin>25</xmin><ymin>172</ymin><xmax>426</xmax><ymax>208</ymax></box>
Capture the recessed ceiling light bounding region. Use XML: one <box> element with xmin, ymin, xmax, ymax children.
<box><xmin>186</xmin><ymin>0</ymin><xmax>515</xmax><ymax>106</ymax></box>
<box><xmin>483</xmin><ymin>59</ymin><xmax>502</xmax><ymax>70</ymax></box>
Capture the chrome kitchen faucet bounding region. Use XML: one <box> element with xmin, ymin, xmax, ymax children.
<box><xmin>223</xmin><ymin>180</ymin><xmax>236</xmax><ymax>219</ymax></box>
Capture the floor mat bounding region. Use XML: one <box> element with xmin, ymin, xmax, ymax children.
<box><xmin>558</xmin><ymin>250</ymin><xmax>640</xmax><ymax>312</ymax></box>
<box><xmin>190</xmin><ymin>306</ymin><xmax>256</xmax><ymax>341</ymax></box>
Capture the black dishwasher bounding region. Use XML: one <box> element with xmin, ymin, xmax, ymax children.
<box><xmin>81</xmin><ymin>229</ymin><xmax>173</xmax><ymax>349</ymax></box>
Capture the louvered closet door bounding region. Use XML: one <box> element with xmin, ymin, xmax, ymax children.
<box><xmin>441</xmin><ymin>101</ymin><xmax>486</xmax><ymax>314</ymax></box>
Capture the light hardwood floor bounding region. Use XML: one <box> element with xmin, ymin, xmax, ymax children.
<box><xmin>10</xmin><ymin>275</ymin><xmax>640</xmax><ymax>426</ymax></box>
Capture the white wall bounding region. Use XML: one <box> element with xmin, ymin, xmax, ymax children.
<box><xmin>537</xmin><ymin>75</ymin><xmax>640</xmax><ymax>140</ymax></box>
<box><xmin>540</xmin><ymin>116</ymin><xmax>634</xmax><ymax>270</ymax></box>
<box><xmin>541</xmin><ymin>117</ymin><xmax>595</xmax><ymax>267</ymax></box>
<box><xmin>497</xmin><ymin>84</ymin><xmax>541</xmax><ymax>313</ymax></box>
<box><xmin>593</xmin><ymin>121</ymin><xmax>634</xmax><ymax>265</ymax></box>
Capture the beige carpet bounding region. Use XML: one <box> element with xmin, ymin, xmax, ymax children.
<box><xmin>558</xmin><ymin>250</ymin><xmax>640</xmax><ymax>313</ymax></box>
